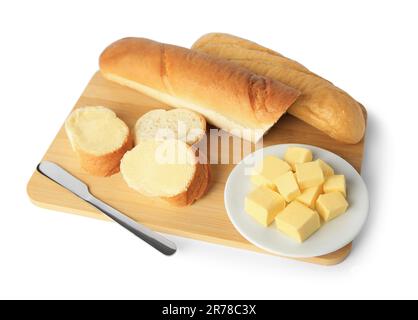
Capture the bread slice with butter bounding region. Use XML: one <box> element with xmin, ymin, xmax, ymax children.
<box><xmin>65</xmin><ymin>106</ymin><xmax>132</xmax><ymax>176</ymax></box>
<box><xmin>121</xmin><ymin>139</ymin><xmax>210</xmax><ymax>206</ymax></box>
<box><xmin>135</xmin><ymin>108</ymin><xmax>206</xmax><ymax>145</ymax></box>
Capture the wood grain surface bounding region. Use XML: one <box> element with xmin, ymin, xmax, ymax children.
<box><xmin>27</xmin><ymin>72</ymin><xmax>366</xmax><ymax>265</ymax></box>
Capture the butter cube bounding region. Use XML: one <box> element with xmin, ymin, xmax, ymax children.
<box><xmin>323</xmin><ymin>175</ymin><xmax>346</xmax><ymax>197</ymax></box>
<box><xmin>295</xmin><ymin>161</ymin><xmax>325</xmax><ymax>190</ymax></box>
<box><xmin>297</xmin><ymin>184</ymin><xmax>323</xmax><ymax>209</ymax></box>
<box><xmin>273</xmin><ymin>171</ymin><xmax>301</xmax><ymax>202</ymax></box>
<box><xmin>316</xmin><ymin>159</ymin><xmax>335</xmax><ymax>177</ymax></box>
<box><xmin>245</xmin><ymin>186</ymin><xmax>286</xmax><ymax>227</ymax></box>
<box><xmin>251</xmin><ymin>175</ymin><xmax>276</xmax><ymax>191</ymax></box>
<box><xmin>251</xmin><ymin>156</ymin><xmax>291</xmax><ymax>190</ymax></box>
<box><xmin>316</xmin><ymin>191</ymin><xmax>349</xmax><ymax>222</ymax></box>
<box><xmin>275</xmin><ymin>201</ymin><xmax>321</xmax><ymax>243</ymax></box>
<box><xmin>284</xmin><ymin>147</ymin><xmax>313</xmax><ymax>170</ymax></box>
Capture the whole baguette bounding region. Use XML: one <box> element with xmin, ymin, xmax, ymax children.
<box><xmin>192</xmin><ymin>33</ymin><xmax>366</xmax><ymax>144</ymax></box>
<box><xmin>99</xmin><ymin>38</ymin><xmax>300</xmax><ymax>142</ymax></box>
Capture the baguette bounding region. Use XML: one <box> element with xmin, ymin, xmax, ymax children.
<box><xmin>192</xmin><ymin>33</ymin><xmax>366</xmax><ymax>144</ymax></box>
<box><xmin>120</xmin><ymin>139</ymin><xmax>210</xmax><ymax>206</ymax></box>
<box><xmin>65</xmin><ymin>106</ymin><xmax>133</xmax><ymax>176</ymax></box>
<box><xmin>99</xmin><ymin>37</ymin><xmax>300</xmax><ymax>142</ymax></box>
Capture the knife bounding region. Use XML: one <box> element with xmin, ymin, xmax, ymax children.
<box><xmin>37</xmin><ymin>161</ymin><xmax>177</xmax><ymax>256</ymax></box>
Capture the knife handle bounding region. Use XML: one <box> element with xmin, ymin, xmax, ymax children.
<box><xmin>87</xmin><ymin>196</ymin><xmax>177</xmax><ymax>256</ymax></box>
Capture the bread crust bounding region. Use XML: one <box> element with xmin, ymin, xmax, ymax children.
<box><xmin>192</xmin><ymin>33</ymin><xmax>366</xmax><ymax>144</ymax></box>
<box><xmin>193</xmin><ymin>113</ymin><xmax>207</xmax><ymax>145</ymax></box>
<box><xmin>76</xmin><ymin>134</ymin><xmax>133</xmax><ymax>177</ymax></box>
<box><xmin>193</xmin><ymin>33</ymin><xmax>315</xmax><ymax>75</ymax></box>
<box><xmin>99</xmin><ymin>38</ymin><xmax>300</xmax><ymax>138</ymax></box>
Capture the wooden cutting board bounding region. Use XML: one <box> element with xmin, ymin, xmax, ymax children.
<box><xmin>27</xmin><ymin>72</ymin><xmax>367</xmax><ymax>265</ymax></box>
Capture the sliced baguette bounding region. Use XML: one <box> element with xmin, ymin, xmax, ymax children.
<box><xmin>65</xmin><ymin>106</ymin><xmax>132</xmax><ymax>176</ymax></box>
<box><xmin>135</xmin><ymin>108</ymin><xmax>206</xmax><ymax>145</ymax></box>
<box><xmin>121</xmin><ymin>139</ymin><xmax>209</xmax><ymax>206</ymax></box>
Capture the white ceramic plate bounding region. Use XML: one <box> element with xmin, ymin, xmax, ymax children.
<box><xmin>224</xmin><ymin>144</ymin><xmax>369</xmax><ymax>258</ymax></box>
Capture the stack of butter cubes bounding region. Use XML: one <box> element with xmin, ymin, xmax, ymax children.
<box><xmin>245</xmin><ymin>147</ymin><xmax>349</xmax><ymax>243</ymax></box>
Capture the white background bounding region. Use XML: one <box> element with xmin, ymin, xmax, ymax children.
<box><xmin>0</xmin><ymin>0</ymin><xmax>417</xmax><ymax>300</ymax></box>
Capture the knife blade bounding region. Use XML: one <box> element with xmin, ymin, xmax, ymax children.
<box><xmin>37</xmin><ymin>161</ymin><xmax>177</xmax><ymax>256</ymax></box>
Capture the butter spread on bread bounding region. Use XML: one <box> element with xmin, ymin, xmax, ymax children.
<box><xmin>99</xmin><ymin>37</ymin><xmax>300</xmax><ymax>142</ymax></box>
<box><xmin>65</xmin><ymin>106</ymin><xmax>132</xmax><ymax>176</ymax></box>
<box><xmin>192</xmin><ymin>33</ymin><xmax>366</xmax><ymax>144</ymax></box>
<box><xmin>134</xmin><ymin>108</ymin><xmax>206</xmax><ymax>145</ymax></box>
<box><xmin>120</xmin><ymin>139</ymin><xmax>210</xmax><ymax>206</ymax></box>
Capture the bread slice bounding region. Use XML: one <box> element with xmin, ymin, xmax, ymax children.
<box><xmin>135</xmin><ymin>108</ymin><xmax>206</xmax><ymax>145</ymax></box>
<box><xmin>65</xmin><ymin>106</ymin><xmax>132</xmax><ymax>176</ymax></box>
<box><xmin>120</xmin><ymin>139</ymin><xmax>210</xmax><ymax>206</ymax></box>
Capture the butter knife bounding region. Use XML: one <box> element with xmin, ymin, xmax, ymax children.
<box><xmin>37</xmin><ymin>161</ymin><xmax>177</xmax><ymax>256</ymax></box>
